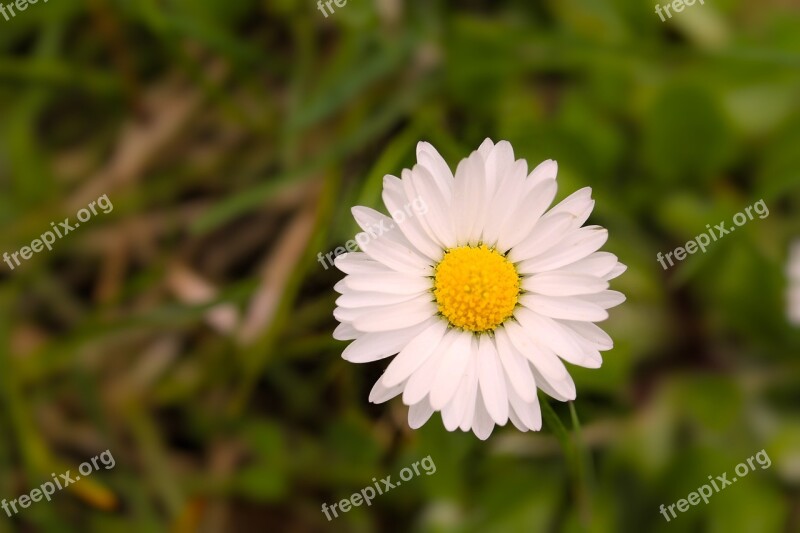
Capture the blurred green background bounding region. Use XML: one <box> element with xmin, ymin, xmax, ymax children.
<box><xmin>1</xmin><ymin>0</ymin><xmax>799</xmax><ymax>531</ymax></box>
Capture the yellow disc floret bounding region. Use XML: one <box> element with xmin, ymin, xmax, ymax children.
<box><xmin>433</xmin><ymin>244</ymin><xmax>521</xmax><ymax>333</ymax></box>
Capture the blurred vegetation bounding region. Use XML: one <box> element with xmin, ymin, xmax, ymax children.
<box><xmin>0</xmin><ymin>0</ymin><xmax>799</xmax><ymax>531</ymax></box>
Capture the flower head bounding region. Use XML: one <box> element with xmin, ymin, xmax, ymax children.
<box><xmin>332</xmin><ymin>139</ymin><xmax>626</xmax><ymax>439</ymax></box>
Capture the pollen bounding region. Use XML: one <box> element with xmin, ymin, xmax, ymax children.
<box><xmin>433</xmin><ymin>244</ymin><xmax>520</xmax><ymax>333</ymax></box>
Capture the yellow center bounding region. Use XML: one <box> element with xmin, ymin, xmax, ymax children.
<box><xmin>433</xmin><ymin>244</ymin><xmax>520</xmax><ymax>333</ymax></box>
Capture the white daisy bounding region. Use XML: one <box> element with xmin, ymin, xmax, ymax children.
<box><xmin>789</xmin><ymin>240</ymin><xmax>800</xmax><ymax>325</ymax></box>
<box><xmin>332</xmin><ymin>139</ymin><xmax>626</xmax><ymax>440</ymax></box>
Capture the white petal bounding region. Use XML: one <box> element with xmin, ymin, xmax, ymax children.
<box><xmin>441</xmin><ymin>386</ymin><xmax>466</xmax><ymax>431</ymax></box>
<box><xmin>333</xmin><ymin>322</ymin><xmax>359</xmax><ymax>341</ymax></box>
<box><xmin>358</xmin><ymin>229</ymin><xmax>432</xmax><ymax>276</ymax></box>
<box><xmin>451</xmin><ymin>152</ymin><xmax>486</xmax><ymax>245</ymax></box>
<box><xmin>520</xmin><ymin>294</ymin><xmax>608</xmax><ymax>322</ymax></box>
<box><xmin>441</xmin><ymin>346</ymin><xmax>477</xmax><ymax>431</ymax></box>
<box><xmin>558</xmin><ymin>252</ymin><xmax>618</xmax><ymax>277</ymax></box>
<box><xmin>351</xmin><ymin>294</ymin><xmax>437</xmax><ymax>332</ymax></box>
<box><xmin>471</xmin><ymin>392</ymin><xmax>495</xmax><ymax>440</ymax></box>
<box><xmin>516</xmin><ymin>226</ymin><xmax>608</xmax><ymax>274</ymax></box>
<box><xmin>514</xmin><ymin>307</ymin><xmax>586</xmax><ymax>363</ymax></box>
<box><xmin>429</xmin><ymin>332</ymin><xmax>474</xmax><ymax>410</ymax></box>
<box><xmin>507</xmin><ymin>212</ymin><xmax>575</xmax><ymax>263</ymax></box>
<box><xmin>476</xmin><ymin>138</ymin><xmax>495</xmax><ymax>159</ymax></box>
<box><xmin>382</xmin><ymin>319</ymin><xmax>448</xmax><ymax>387</ymax></box>
<box><xmin>570</xmin><ymin>200</ymin><xmax>595</xmax><ymax>229</ymax></box>
<box><xmin>408</xmin><ymin>165</ymin><xmax>457</xmax><ymax>248</ymax></box>
<box><xmin>441</xmin><ymin>405</ymin><xmax>460</xmax><ymax>431</ymax></box>
<box><xmin>603</xmin><ymin>262</ymin><xmax>627</xmax><ymax>281</ymax></box>
<box><xmin>401</xmin><ymin>167</ymin><xmax>436</xmax><ymax>240</ymax></box>
<box><xmin>477</xmin><ymin>335</ymin><xmax>509</xmax><ymax>425</ymax></box>
<box><xmin>494</xmin><ymin>327</ymin><xmax>538</xmax><ymax>402</ymax></box>
<box><xmin>403</xmin><ymin>330</ymin><xmax>457</xmax><ymax>405</ymax></box>
<box><xmin>383</xmin><ymin>174</ymin><xmax>444</xmax><ymax>253</ymax></box>
<box><xmin>336</xmin><ymin>290</ymin><xmax>421</xmax><ymax>309</ymax></box>
<box><xmin>508</xmin><ymin>407</ymin><xmax>528</xmax><ymax>432</ymax></box>
<box><xmin>504</xmin><ymin>320</ymin><xmax>569</xmax><ymax>382</ymax></box>
<box><xmin>522</xmin><ymin>272</ymin><xmax>608</xmax><ymax>296</ymax></box>
<box><xmin>333</xmin><ymin>279</ymin><xmax>348</xmax><ymax>294</ymax></box>
<box><xmin>459</xmin><ymin>357</ymin><xmax>481</xmax><ymax>432</ymax></box>
<box><xmin>483</xmin><ymin>140</ymin><xmax>515</xmax><ymax>196</ymax></box>
<box><xmin>548</xmin><ymin>187</ymin><xmax>594</xmax><ymax>225</ymax></box>
<box><xmin>342</xmin><ymin>318</ymin><xmax>434</xmax><ymax>363</ymax></box>
<box><xmin>344</xmin><ymin>272</ymin><xmax>432</xmax><ymax>295</ymax></box>
<box><xmin>562</xmin><ymin>320</ymin><xmax>614</xmax><ymax>350</ymax></box>
<box><xmin>383</xmin><ymin>178</ymin><xmax>443</xmax><ymax>262</ymax></box>
<box><xmin>343</xmin><ymin>333</ymin><xmax>402</xmax><ymax>363</ymax></box>
<box><xmin>334</xmin><ymin>253</ymin><xmax>391</xmax><ymax>275</ymax></box>
<box><xmin>577</xmin><ymin>349</ymin><xmax>603</xmax><ymax>368</ymax></box>
<box><xmin>351</xmin><ymin>207</ymin><xmax>410</xmax><ymax>247</ymax></box>
<box><xmin>332</xmin><ymin>305</ymin><xmax>363</xmax><ymax>323</ymax></box>
<box><xmin>525</xmin><ymin>159</ymin><xmax>558</xmax><ymax>190</ymax></box>
<box><xmin>506</xmin><ymin>376</ymin><xmax>542</xmax><ymax>431</ymax></box>
<box><xmin>333</xmin><ymin>292</ymin><xmax>436</xmax><ymax>324</ymax></box>
<box><xmin>496</xmin><ymin>179</ymin><xmax>557</xmax><ymax>253</ymax></box>
<box><xmin>408</xmin><ymin>399</ymin><xmax>434</xmax><ymax>429</ymax></box>
<box><xmin>369</xmin><ymin>378</ymin><xmax>404</xmax><ymax>404</ymax></box>
<box><xmin>529</xmin><ymin>363</ymin><xmax>576</xmax><ymax>401</ymax></box>
<box><xmin>581</xmin><ymin>290</ymin><xmax>626</xmax><ymax>309</ymax></box>
<box><xmin>370</xmin><ymin>210</ymin><xmax>431</xmax><ymax>261</ymax></box>
<box><xmin>481</xmin><ymin>159</ymin><xmax>527</xmax><ymax>246</ymax></box>
<box><xmin>416</xmin><ymin>141</ymin><xmax>454</xmax><ymax>199</ymax></box>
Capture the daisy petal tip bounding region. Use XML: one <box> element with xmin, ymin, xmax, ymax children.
<box><xmin>532</xmin><ymin>159</ymin><xmax>559</xmax><ymax>178</ymax></box>
<box><xmin>473</xmin><ymin>427</ymin><xmax>493</xmax><ymax>440</ymax></box>
<box><xmin>605</xmin><ymin>262</ymin><xmax>628</xmax><ymax>281</ymax></box>
<box><xmin>495</xmin><ymin>139</ymin><xmax>513</xmax><ymax>150</ymax></box>
<box><xmin>332</xmin><ymin>323</ymin><xmax>357</xmax><ymax>341</ymax></box>
<box><xmin>416</xmin><ymin>140</ymin><xmax>438</xmax><ymax>157</ymax></box>
<box><xmin>340</xmin><ymin>350</ymin><xmax>361</xmax><ymax>363</ymax></box>
<box><xmin>332</xmin><ymin>253</ymin><xmax>350</xmax><ymax>270</ymax></box>
<box><xmin>582</xmin><ymin>357</ymin><xmax>603</xmax><ymax>369</ymax></box>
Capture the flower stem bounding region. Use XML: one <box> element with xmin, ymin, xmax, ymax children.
<box><xmin>541</xmin><ymin>399</ymin><xmax>593</xmax><ymax>526</ymax></box>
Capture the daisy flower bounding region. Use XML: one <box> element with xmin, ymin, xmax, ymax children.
<box><xmin>789</xmin><ymin>240</ymin><xmax>800</xmax><ymax>325</ymax></box>
<box><xmin>332</xmin><ymin>139</ymin><xmax>626</xmax><ymax>439</ymax></box>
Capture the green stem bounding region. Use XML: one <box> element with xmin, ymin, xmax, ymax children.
<box><xmin>541</xmin><ymin>399</ymin><xmax>593</xmax><ymax>526</ymax></box>
<box><xmin>569</xmin><ymin>402</ymin><xmax>594</xmax><ymax>526</ymax></box>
